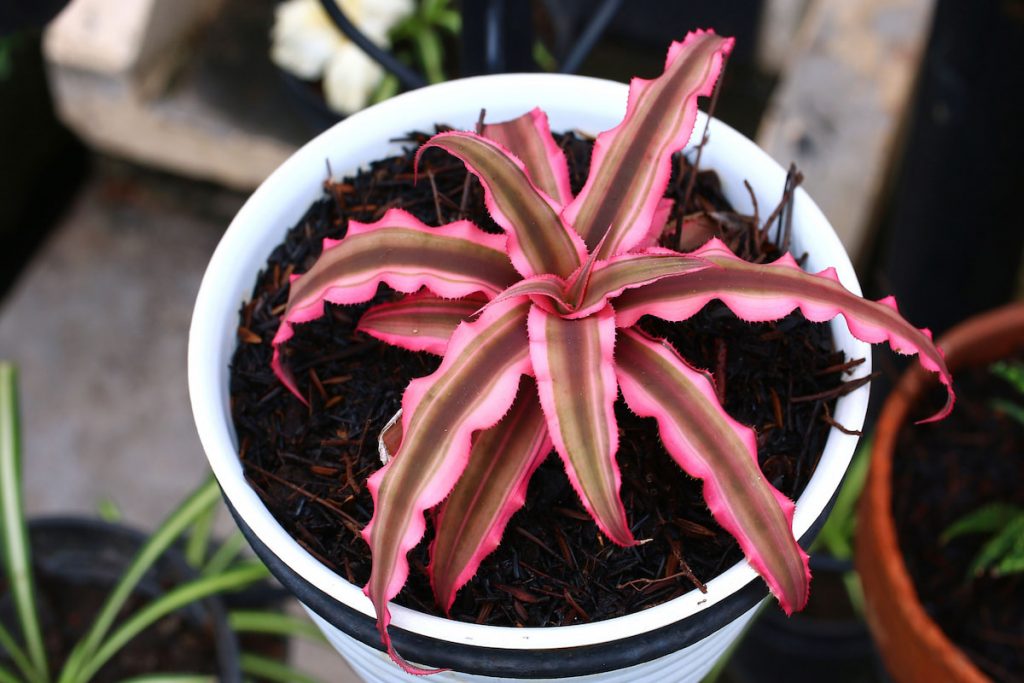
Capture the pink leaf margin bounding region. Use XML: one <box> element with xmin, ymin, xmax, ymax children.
<box><xmin>527</xmin><ymin>304</ymin><xmax>635</xmax><ymax>546</ymax></box>
<box><xmin>360</xmin><ymin>299</ymin><xmax>531</xmax><ymax>673</ymax></box>
<box><xmin>615</xmin><ymin>238</ymin><xmax>954</xmax><ymax>421</ymax></box>
<box><xmin>616</xmin><ymin>328</ymin><xmax>810</xmax><ymax>613</ymax></box>
<box><xmin>483</xmin><ymin>107</ymin><xmax>574</xmax><ymax>206</ymax></box>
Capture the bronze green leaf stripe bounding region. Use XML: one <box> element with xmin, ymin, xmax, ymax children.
<box><xmin>616</xmin><ymin>329</ymin><xmax>808</xmax><ymax>610</ymax></box>
<box><xmin>529</xmin><ymin>306</ymin><xmax>634</xmax><ymax>545</ymax></box>
<box><xmin>287</xmin><ymin>226</ymin><xmax>517</xmax><ymax>314</ymax></box>
<box><xmin>430</xmin><ymin>377</ymin><xmax>551</xmax><ymax>611</ymax></box>
<box><xmin>366</xmin><ymin>301</ymin><xmax>531</xmax><ymax>614</ymax></box>
<box><xmin>571</xmin><ymin>33</ymin><xmax>731</xmax><ymax>257</ymax></box>
<box><xmin>617</xmin><ymin>255</ymin><xmax>863</xmax><ymax>321</ymax></box>
<box><xmin>424</xmin><ymin>133</ymin><xmax>582</xmax><ymax>278</ymax></box>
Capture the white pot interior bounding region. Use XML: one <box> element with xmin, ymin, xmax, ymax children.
<box><xmin>188</xmin><ymin>73</ymin><xmax>870</xmax><ymax>652</ymax></box>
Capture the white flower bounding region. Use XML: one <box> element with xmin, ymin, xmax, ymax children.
<box><xmin>271</xmin><ymin>0</ymin><xmax>414</xmax><ymax>114</ymax></box>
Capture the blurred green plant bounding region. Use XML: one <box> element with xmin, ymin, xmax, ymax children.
<box><xmin>989</xmin><ymin>359</ymin><xmax>1024</xmax><ymax>425</ymax></box>
<box><xmin>937</xmin><ymin>358</ymin><xmax>1024</xmax><ymax>581</ymax></box>
<box><xmin>0</xmin><ymin>34</ymin><xmax>26</xmax><ymax>81</ymax></box>
<box><xmin>0</xmin><ymin>362</ymin><xmax>327</xmax><ymax>683</ymax></box>
<box><xmin>813</xmin><ymin>437</ymin><xmax>871</xmax><ymax>615</ymax></box>
<box><xmin>391</xmin><ymin>0</ymin><xmax>460</xmax><ymax>84</ymax></box>
<box><xmin>371</xmin><ymin>0</ymin><xmax>460</xmax><ymax>104</ymax></box>
<box><xmin>942</xmin><ymin>503</ymin><xmax>1024</xmax><ymax>579</ymax></box>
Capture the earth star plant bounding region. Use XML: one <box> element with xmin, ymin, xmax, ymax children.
<box><xmin>270</xmin><ymin>30</ymin><xmax>955</xmax><ymax>673</ymax></box>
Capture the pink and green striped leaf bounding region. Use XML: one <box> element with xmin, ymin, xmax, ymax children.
<box><xmin>271</xmin><ymin>209</ymin><xmax>517</xmax><ymax>399</ymax></box>
<box><xmin>613</xmin><ymin>238</ymin><xmax>954</xmax><ymax>420</ymax></box>
<box><xmin>482</xmin><ymin>107</ymin><xmax>573</xmax><ymax>206</ymax></box>
<box><xmin>361</xmin><ymin>299</ymin><xmax>531</xmax><ymax>673</ymax></box>
<box><xmin>562</xmin><ymin>30</ymin><xmax>734</xmax><ymax>258</ymax></box>
<box><xmin>527</xmin><ymin>304</ymin><xmax>635</xmax><ymax>546</ymax></box>
<box><xmin>357</xmin><ymin>291</ymin><xmax>487</xmax><ymax>355</ymax></box>
<box><xmin>419</xmin><ymin>132</ymin><xmax>586</xmax><ymax>278</ymax></box>
<box><xmin>429</xmin><ymin>377</ymin><xmax>552</xmax><ymax>613</ymax></box>
<box><xmin>615</xmin><ymin>327</ymin><xmax>809</xmax><ymax>613</ymax></box>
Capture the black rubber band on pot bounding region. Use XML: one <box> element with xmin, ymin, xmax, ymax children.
<box><xmin>225</xmin><ymin>489</ymin><xmax>837</xmax><ymax>679</ymax></box>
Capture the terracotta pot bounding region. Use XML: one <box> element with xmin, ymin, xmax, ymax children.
<box><xmin>190</xmin><ymin>73</ymin><xmax>872</xmax><ymax>682</ymax></box>
<box><xmin>856</xmin><ymin>301</ymin><xmax>1024</xmax><ymax>683</ymax></box>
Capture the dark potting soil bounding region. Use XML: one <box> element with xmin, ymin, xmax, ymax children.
<box><xmin>0</xmin><ymin>569</ymin><xmax>220</xmax><ymax>680</ymax></box>
<box><xmin>229</xmin><ymin>129</ymin><xmax>859</xmax><ymax>627</ymax></box>
<box><xmin>893</xmin><ymin>357</ymin><xmax>1024</xmax><ymax>682</ymax></box>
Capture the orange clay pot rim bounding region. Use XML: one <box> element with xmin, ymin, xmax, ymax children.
<box><xmin>862</xmin><ymin>301</ymin><xmax>1024</xmax><ymax>682</ymax></box>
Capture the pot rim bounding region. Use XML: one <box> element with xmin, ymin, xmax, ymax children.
<box><xmin>188</xmin><ymin>72</ymin><xmax>870</xmax><ymax>657</ymax></box>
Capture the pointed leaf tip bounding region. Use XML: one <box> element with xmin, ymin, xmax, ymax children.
<box><xmin>528</xmin><ymin>305</ymin><xmax>635</xmax><ymax>546</ymax></box>
<box><xmin>483</xmin><ymin>107</ymin><xmax>573</xmax><ymax>206</ymax></box>
<box><xmin>270</xmin><ymin>348</ymin><xmax>307</xmax><ymax>407</ymax></box>
<box><xmin>366</xmin><ymin>607</ymin><xmax>447</xmax><ymax>675</ymax></box>
<box><xmin>564</xmin><ymin>30</ymin><xmax>734</xmax><ymax>258</ymax></box>
<box><xmin>271</xmin><ymin>209</ymin><xmax>517</xmax><ymax>399</ymax></box>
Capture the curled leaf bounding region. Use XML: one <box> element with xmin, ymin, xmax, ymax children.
<box><xmin>419</xmin><ymin>132</ymin><xmax>585</xmax><ymax>278</ymax></box>
<box><xmin>483</xmin><ymin>107</ymin><xmax>573</xmax><ymax>206</ymax></box>
<box><xmin>615</xmin><ymin>239</ymin><xmax>954</xmax><ymax>421</ymax></box>
<box><xmin>563</xmin><ymin>30</ymin><xmax>734</xmax><ymax>258</ymax></box>
<box><xmin>272</xmin><ymin>209</ymin><xmax>516</xmax><ymax>399</ymax></box>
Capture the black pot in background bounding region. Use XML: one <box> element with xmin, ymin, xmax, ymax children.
<box><xmin>0</xmin><ymin>518</ymin><xmax>241</xmax><ymax>682</ymax></box>
<box><xmin>722</xmin><ymin>554</ymin><xmax>887</xmax><ymax>683</ymax></box>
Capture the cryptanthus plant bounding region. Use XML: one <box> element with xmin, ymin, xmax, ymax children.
<box><xmin>270</xmin><ymin>30</ymin><xmax>954</xmax><ymax>673</ymax></box>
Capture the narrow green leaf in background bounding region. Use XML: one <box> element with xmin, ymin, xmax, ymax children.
<box><xmin>60</xmin><ymin>478</ymin><xmax>222</xmax><ymax>683</ymax></box>
<box><xmin>73</xmin><ymin>562</ymin><xmax>270</xmax><ymax>683</ymax></box>
<box><xmin>239</xmin><ymin>653</ymin><xmax>320</xmax><ymax>683</ymax></box>
<box><xmin>228</xmin><ymin>610</ymin><xmax>327</xmax><ymax>644</ymax></box>
<box><xmin>0</xmin><ymin>620</ymin><xmax>41</xmax><ymax>683</ymax></box>
<box><xmin>201</xmin><ymin>530</ymin><xmax>248</xmax><ymax>577</ymax></box>
<box><xmin>0</xmin><ymin>362</ymin><xmax>49</xmax><ymax>683</ymax></box>
<box><xmin>942</xmin><ymin>503</ymin><xmax>1021</xmax><ymax>544</ymax></box>
<box><xmin>116</xmin><ymin>676</ymin><xmax>216</xmax><ymax>683</ymax></box>
<box><xmin>185</xmin><ymin>500</ymin><xmax>217</xmax><ymax>568</ymax></box>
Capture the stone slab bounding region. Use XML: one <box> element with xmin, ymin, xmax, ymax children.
<box><xmin>44</xmin><ymin>0</ymin><xmax>310</xmax><ymax>190</ymax></box>
<box><xmin>0</xmin><ymin>160</ymin><xmax>358</xmax><ymax>680</ymax></box>
<box><xmin>756</xmin><ymin>0</ymin><xmax>935</xmax><ymax>265</ymax></box>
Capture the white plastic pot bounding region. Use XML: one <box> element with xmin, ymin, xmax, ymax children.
<box><xmin>189</xmin><ymin>73</ymin><xmax>870</xmax><ymax>682</ymax></box>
